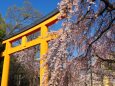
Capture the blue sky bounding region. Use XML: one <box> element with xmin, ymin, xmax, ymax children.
<box><xmin>0</xmin><ymin>0</ymin><xmax>60</xmax><ymax>17</ymax></box>
<box><xmin>0</xmin><ymin>0</ymin><xmax>62</xmax><ymax>32</ymax></box>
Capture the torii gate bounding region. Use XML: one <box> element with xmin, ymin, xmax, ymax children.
<box><xmin>1</xmin><ymin>9</ymin><xmax>60</xmax><ymax>86</ymax></box>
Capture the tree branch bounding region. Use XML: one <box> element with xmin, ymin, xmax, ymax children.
<box><xmin>101</xmin><ymin>0</ymin><xmax>115</xmax><ymax>10</ymax></box>
<box><xmin>95</xmin><ymin>54</ymin><xmax>115</xmax><ymax>63</ymax></box>
<box><xmin>85</xmin><ymin>17</ymin><xmax>115</xmax><ymax>57</ymax></box>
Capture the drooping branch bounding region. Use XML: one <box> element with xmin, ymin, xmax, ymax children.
<box><xmin>95</xmin><ymin>54</ymin><xmax>115</xmax><ymax>63</ymax></box>
<box><xmin>85</xmin><ymin>17</ymin><xmax>115</xmax><ymax>57</ymax></box>
<box><xmin>101</xmin><ymin>0</ymin><xmax>115</xmax><ymax>10</ymax></box>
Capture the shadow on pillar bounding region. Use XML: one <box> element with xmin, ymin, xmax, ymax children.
<box><xmin>0</xmin><ymin>57</ymin><xmax>4</xmax><ymax>84</ymax></box>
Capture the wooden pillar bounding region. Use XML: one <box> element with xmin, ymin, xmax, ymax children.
<box><xmin>103</xmin><ymin>76</ymin><xmax>110</xmax><ymax>86</ymax></box>
<box><xmin>22</xmin><ymin>36</ymin><xmax>27</xmax><ymax>47</ymax></box>
<box><xmin>1</xmin><ymin>42</ymin><xmax>11</xmax><ymax>86</ymax></box>
<box><xmin>40</xmin><ymin>25</ymin><xmax>48</xmax><ymax>86</ymax></box>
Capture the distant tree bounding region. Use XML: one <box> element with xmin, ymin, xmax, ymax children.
<box><xmin>0</xmin><ymin>14</ymin><xmax>6</xmax><ymax>52</ymax></box>
<box><xmin>6</xmin><ymin>0</ymin><xmax>42</xmax><ymax>35</ymax></box>
<box><xmin>11</xmin><ymin>47</ymin><xmax>40</xmax><ymax>86</ymax></box>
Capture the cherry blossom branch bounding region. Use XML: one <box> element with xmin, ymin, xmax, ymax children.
<box><xmin>85</xmin><ymin>17</ymin><xmax>115</xmax><ymax>57</ymax></box>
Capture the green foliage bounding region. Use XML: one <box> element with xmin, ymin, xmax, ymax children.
<box><xmin>0</xmin><ymin>14</ymin><xmax>6</xmax><ymax>38</ymax></box>
<box><xmin>0</xmin><ymin>14</ymin><xmax>6</xmax><ymax>52</ymax></box>
<box><xmin>0</xmin><ymin>30</ymin><xmax>5</xmax><ymax>37</ymax></box>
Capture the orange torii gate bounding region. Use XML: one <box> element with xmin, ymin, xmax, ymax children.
<box><xmin>1</xmin><ymin>9</ymin><xmax>60</xmax><ymax>86</ymax></box>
